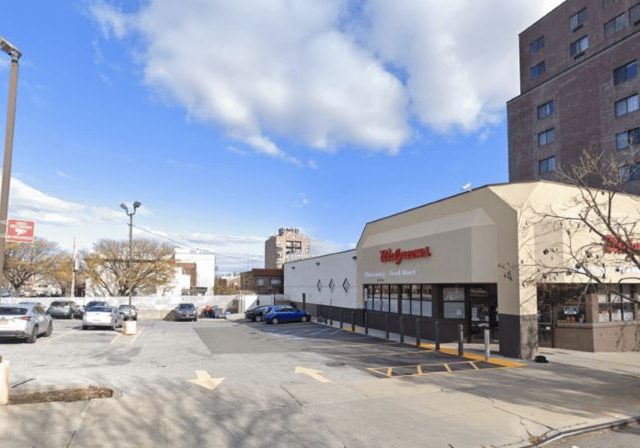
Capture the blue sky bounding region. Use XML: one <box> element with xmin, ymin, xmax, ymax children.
<box><xmin>0</xmin><ymin>0</ymin><xmax>562</xmax><ymax>272</ymax></box>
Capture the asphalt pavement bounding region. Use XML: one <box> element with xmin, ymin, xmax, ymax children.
<box><xmin>0</xmin><ymin>317</ymin><xmax>639</xmax><ymax>447</ymax></box>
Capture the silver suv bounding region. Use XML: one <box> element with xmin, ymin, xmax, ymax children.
<box><xmin>0</xmin><ymin>303</ymin><xmax>53</xmax><ymax>343</ymax></box>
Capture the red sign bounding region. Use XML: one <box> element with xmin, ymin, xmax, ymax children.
<box><xmin>380</xmin><ymin>247</ymin><xmax>432</xmax><ymax>265</ymax></box>
<box><xmin>604</xmin><ymin>235</ymin><xmax>640</xmax><ymax>254</ymax></box>
<box><xmin>6</xmin><ymin>219</ymin><xmax>35</xmax><ymax>243</ymax></box>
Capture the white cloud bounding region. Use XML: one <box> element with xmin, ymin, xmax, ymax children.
<box><xmin>55</xmin><ymin>169</ymin><xmax>71</xmax><ymax>179</ymax></box>
<box><xmin>91</xmin><ymin>0</ymin><xmax>563</xmax><ymax>154</ymax></box>
<box><xmin>293</xmin><ymin>194</ymin><xmax>311</xmax><ymax>208</ymax></box>
<box><xmin>10</xmin><ymin>178</ymin><xmax>121</xmax><ymax>225</ymax></box>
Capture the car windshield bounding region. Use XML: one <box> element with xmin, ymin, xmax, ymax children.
<box><xmin>119</xmin><ymin>305</ymin><xmax>134</xmax><ymax>309</ymax></box>
<box><xmin>88</xmin><ymin>307</ymin><xmax>112</xmax><ymax>313</ymax></box>
<box><xmin>179</xmin><ymin>304</ymin><xmax>195</xmax><ymax>310</ymax></box>
<box><xmin>50</xmin><ymin>301</ymin><xmax>65</xmax><ymax>307</ymax></box>
<box><xmin>0</xmin><ymin>307</ymin><xmax>28</xmax><ymax>315</ymax></box>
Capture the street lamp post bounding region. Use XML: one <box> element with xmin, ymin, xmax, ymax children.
<box><xmin>120</xmin><ymin>201</ymin><xmax>141</xmax><ymax>332</ymax></box>
<box><xmin>0</xmin><ymin>37</ymin><xmax>21</xmax><ymax>286</ymax></box>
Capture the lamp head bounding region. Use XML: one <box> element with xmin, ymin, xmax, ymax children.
<box><xmin>120</xmin><ymin>203</ymin><xmax>128</xmax><ymax>212</ymax></box>
<box><xmin>0</xmin><ymin>37</ymin><xmax>21</xmax><ymax>61</ymax></box>
<box><xmin>133</xmin><ymin>201</ymin><xmax>142</xmax><ymax>210</ymax></box>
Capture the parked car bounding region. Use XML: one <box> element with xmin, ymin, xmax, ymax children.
<box><xmin>82</xmin><ymin>306</ymin><xmax>123</xmax><ymax>330</ymax></box>
<box><xmin>0</xmin><ymin>303</ymin><xmax>53</xmax><ymax>343</ymax></box>
<box><xmin>85</xmin><ymin>300</ymin><xmax>108</xmax><ymax>310</ymax></box>
<box><xmin>245</xmin><ymin>305</ymin><xmax>272</xmax><ymax>322</ymax></box>
<box><xmin>174</xmin><ymin>303</ymin><xmax>198</xmax><ymax>322</ymax></box>
<box><xmin>47</xmin><ymin>300</ymin><xmax>82</xmax><ymax>319</ymax></box>
<box><xmin>118</xmin><ymin>304</ymin><xmax>138</xmax><ymax>321</ymax></box>
<box><xmin>264</xmin><ymin>305</ymin><xmax>310</xmax><ymax>325</ymax></box>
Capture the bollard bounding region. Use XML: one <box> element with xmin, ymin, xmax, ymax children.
<box><xmin>0</xmin><ymin>359</ymin><xmax>10</xmax><ymax>406</ymax></box>
<box><xmin>399</xmin><ymin>316</ymin><xmax>404</xmax><ymax>343</ymax></box>
<box><xmin>364</xmin><ymin>311</ymin><xmax>369</xmax><ymax>335</ymax></box>
<box><xmin>339</xmin><ymin>310</ymin><xmax>343</xmax><ymax>329</ymax></box>
<box><xmin>415</xmin><ymin>318</ymin><xmax>421</xmax><ymax>347</ymax></box>
<box><xmin>434</xmin><ymin>320</ymin><xmax>440</xmax><ymax>351</ymax></box>
<box><xmin>484</xmin><ymin>328</ymin><xmax>491</xmax><ymax>362</ymax></box>
<box><xmin>385</xmin><ymin>314</ymin><xmax>390</xmax><ymax>339</ymax></box>
<box><xmin>351</xmin><ymin>311</ymin><xmax>355</xmax><ymax>332</ymax></box>
<box><xmin>457</xmin><ymin>324</ymin><xmax>464</xmax><ymax>356</ymax></box>
<box><xmin>329</xmin><ymin>307</ymin><xmax>333</xmax><ymax>326</ymax></box>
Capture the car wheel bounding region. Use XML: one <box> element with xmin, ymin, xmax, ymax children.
<box><xmin>44</xmin><ymin>322</ymin><xmax>53</xmax><ymax>337</ymax></box>
<box><xmin>26</xmin><ymin>326</ymin><xmax>38</xmax><ymax>343</ymax></box>
<box><xmin>111</xmin><ymin>322</ymin><xmax>116</xmax><ymax>331</ymax></box>
<box><xmin>301</xmin><ymin>316</ymin><xmax>308</xmax><ymax>323</ymax></box>
<box><xmin>255</xmin><ymin>315</ymin><xmax>262</xmax><ymax>322</ymax></box>
<box><xmin>272</xmin><ymin>317</ymin><xmax>279</xmax><ymax>325</ymax></box>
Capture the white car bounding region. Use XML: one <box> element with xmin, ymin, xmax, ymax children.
<box><xmin>0</xmin><ymin>303</ymin><xmax>52</xmax><ymax>343</ymax></box>
<box><xmin>82</xmin><ymin>306</ymin><xmax>123</xmax><ymax>330</ymax></box>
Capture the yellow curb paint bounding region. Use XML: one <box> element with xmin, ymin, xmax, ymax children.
<box><xmin>444</xmin><ymin>363</ymin><xmax>452</xmax><ymax>373</ymax></box>
<box><xmin>470</xmin><ymin>362</ymin><xmax>479</xmax><ymax>370</ymax></box>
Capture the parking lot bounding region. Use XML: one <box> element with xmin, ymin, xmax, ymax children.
<box><xmin>1</xmin><ymin>315</ymin><xmax>638</xmax><ymax>448</ymax></box>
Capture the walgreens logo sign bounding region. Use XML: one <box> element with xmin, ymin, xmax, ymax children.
<box><xmin>379</xmin><ymin>247</ymin><xmax>432</xmax><ymax>265</ymax></box>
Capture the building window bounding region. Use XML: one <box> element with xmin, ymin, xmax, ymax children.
<box><xmin>570</xmin><ymin>8</ymin><xmax>587</xmax><ymax>31</ymax></box>
<box><xmin>599</xmin><ymin>289</ymin><xmax>637</xmax><ymax>321</ymax></box>
<box><xmin>529</xmin><ymin>36</ymin><xmax>544</xmax><ymax>54</ymax></box>
<box><xmin>365</xmin><ymin>284</ymin><xmax>432</xmax><ymax>317</ymax></box>
<box><xmin>539</xmin><ymin>156</ymin><xmax>557</xmax><ymax>174</ymax></box>
<box><xmin>616</xmin><ymin>127</ymin><xmax>640</xmax><ymax>150</ymax></box>
<box><xmin>269</xmin><ymin>278</ymin><xmax>282</xmax><ymax>286</ymax></box>
<box><xmin>615</xmin><ymin>94</ymin><xmax>640</xmax><ymax>117</ymax></box>
<box><xmin>443</xmin><ymin>287</ymin><xmax>465</xmax><ymax>319</ymax></box>
<box><xmin>605</xmin><ymin>13</ymin><xmax>626</xmax><ymax>36</ymax></box>
<box><xmin>603</xmin><ymin>0</ymin><xmax>619</xmax><ymax>7</ymax></box>
<box><xmin>538</xmin><ymin>128</ymin><xmax>555</xmax><ymax>146</ymax></box>
<box><xmin>530</xmin><ymin>61</ymin><xmax>546</xmax><ymax>79</ymax></box>
<box><xmin>614</xmin><ymin>61</ymin><xmax>638</xmax><ymax>85</ymax></box>
<box><xmin>256</xmin><ymin>278</ymin><xmax>265</xmax><ymax>286</ymax></box>
<box><xmin>570</xmin><ymin>35</ymin><xmax>589</xmax><ymax>58</ymax></box>
<box><xmin>630</xmin><ymin>4</ymin><xmax>640</xmax><ymax>25</ymax></box>
<box><xmin>537</xmin><ymin>100</ymin><xmax>555</xmax><ymax>120</ymax></box>
<box><xmin>620</xmin><ymin>163</ymin><xmax>640</xmax><ymax>182</ymax></box>
<box><xmin>342</xmin><ymin>278</ymin><xmax>351</xmax><ymax>293</ymax></box>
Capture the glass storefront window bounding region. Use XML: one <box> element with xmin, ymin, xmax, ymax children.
<box><xmin>411</xmin><ymin>284</ymin><xmax>421</xmax><ymax>298</ymax></box>
<box><xmin>598</xmin><ymin>294</ymin><xmax>610</xmax><ymax>322</ymax></box>
<box><xmin>411</xmin><ymin>299</ymin><xmax>421</xmax><ymax>316</ymax></box>
<box><xmin>390</xmin><ymin>299</ymin><xmax>398</xmax><ymax>313</ymax></box>
<box><xmin>389</xmin><ymin>285</ymin><xmax>399</xmax><ymax>299</ymax></box>
<box><xmin>443</xmin><ymin>287</ymin><xmax>465</xmax><ymax>319</ymax></box>
<box><xmin>422</xmin><ymin>300</ymin><xmax>433</xmax><ymax>317</ymax></box>
<box><xmin>402</xmin><ymin>299</ymin><xmax>411</xmax><ymax>315</ymax></box>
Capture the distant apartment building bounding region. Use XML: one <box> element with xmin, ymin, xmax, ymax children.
<box><xmin>264</xmin><ymin>228</ymin><xmax>311</xmax><ymax>269</ymax></box>
<box><xmin>508</xmin><ymin>0</ymin><xmax>640</xmax><ymax>194</ymax></box>
<box><xmin>172</xmin><ymin>249</ymin><xmax>216</xmax><ymax>295</ymax></box>
<box><xmin>240</xmin><ymin>268</ymin><xmax>284</xmax><ymax>294</ymax></box>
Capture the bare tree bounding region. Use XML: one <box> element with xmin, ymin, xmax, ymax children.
<box><xmin>84</xmin><ymin>238</ymin><xmax>175</xmax><ymax>296</ymax></box>
<box><xmin>46</xmin><ymin>252</ymin><xmax>75</xmax><ymax>297</ymax></box>
<box><xmin>3</xmin><ymin>239</ymin><xmax>60</xmax><ymax>292</ymax></box>
<box><xmin>518</xmin><ymin>147</ymin><xmax>640</xmax><ymax>303</ymax></box>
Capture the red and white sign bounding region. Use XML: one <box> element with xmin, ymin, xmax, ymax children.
<box><xmin>6</xmin><ymin>218</ymin><xmax>35</xmax><ymax>243</ymax></box>
<box><xmin>380</xmin><ymin>246</ymin><xmax>432</xmax><ymax>265</ymax></box>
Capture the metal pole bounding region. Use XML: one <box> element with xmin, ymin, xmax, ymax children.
<box><xmin>329</xmin><ymin>305</ymin><xmax>333</xmax><ymax>326</ymax></box>
<box><xmin>415</xmin><ymin>318</ymin><xmax>421</xmax><ymax>347</ymax></box>
<box><xmin>385</xmin><ymin>314</ymin><xmax>390</xmax><ymax>339</ymax></box>
<box><xmin>339</xmin><ymin>309</ymin><xmax>343</xmax><ymax>329</ymax></box>
<box><xmin>399</xmin><ymin>315</ymin><xmax>404</xmax><ymax>343</ymax></box>
<box><xmin>128</xmin><ymin>213</ymin><xmax>133</xmax><ymax>319</ymax></box>
<box><xmin>458</xmin><ymin>323</ymin><xmax>464</xmax><ymax>356</ymax></box>
<box><xmin>0</xmin><ymin>50</ymin><xmax>20</xmax><ymax>280</ymax></box>
<box><xmin>484</xmin><ymin>328</ymin><xmax>491</xmax><ymax>362</ymax></box>
<box><xmin>70</xmin><ymin>237</ymin><xmax>76</xmax><ymax>298</ymax></box>
<box><xmin>435</xmin><ymin>320</ymin><xmax>440</xmax><ymax>351</ymax></box>
<box><xmin>364</xmin><ymin>310</ymin><xmax>369</xmax><ymax>335</ymax></box>
<box><xmin>351</xmin><ymin>310</ymin><xmax>355</xmax><ymax>332</ymax></box>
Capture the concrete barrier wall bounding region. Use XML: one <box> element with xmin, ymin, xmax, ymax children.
<box><xmin>0</xmin><ymin>294</ymin><xmax>286</xmax><ymax>318</ymax></box>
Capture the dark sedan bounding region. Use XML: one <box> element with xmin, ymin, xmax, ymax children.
<box><xmin>245</xmin><ymin>305</ymin><xmax>272</xmax><ymax>322</ymax></box>
<box><xmin>174</xmin><ymin>303</ymin><xmax>198</xmax><ymax>322</ymax></box>
<box><xmin>264</xmin><ymin>305</ymin><xmax>310</xmax><ymax>325</ymax></box>
<box><xmin>118</xmin><ymin>304</ymin><xmax>138</xmax><ymax>321</ymax></box>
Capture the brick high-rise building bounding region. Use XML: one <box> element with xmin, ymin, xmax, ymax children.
<box><xmin>265</xmin><ymin>228</ymin><xmax>311</xmax><ymax>269</ymax></box>
<box><xmin>508</xmin><ymin>0</ymin><xmax>640</xmax><ymax>194</ymax></box>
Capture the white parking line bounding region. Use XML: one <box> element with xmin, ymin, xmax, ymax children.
<box><xmin>45</xmin><ymin>330</ymin><xmax>74</xmax><ymax>343</ymax></box>
<box><xmin>109</xmin><ymin>332</ymin><xmax>123</xmax><ymax>344</ymax></box>
<box><xmin>128</xmin><ymin>327</ymin><xmax>144</xmax><ymax>344</ymax></box>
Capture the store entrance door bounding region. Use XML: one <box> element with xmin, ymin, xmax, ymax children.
<box><xmin>469</xmin><ymin>297</ymin><xmax>499</xmax><ymax>343</ymax></box>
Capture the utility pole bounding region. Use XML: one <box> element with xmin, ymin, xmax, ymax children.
<box><xmin>70</xmin><ymin>237</ymin><xmax>76</xmax><ymax>298</ymax></box>
<box><xmin>0</xmin><ymin>37</ymin><xmax>21</xmax><ymax>285</ymax></box>
<box><xmin>120</xmin><ymin>201</ymin><xmax>141</xmax><ymax>333</ymax></box>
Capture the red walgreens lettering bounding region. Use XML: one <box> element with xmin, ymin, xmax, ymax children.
<box><xmin>604</xmin><ymin>235</ymin><xmax>640</xmax><ymax>254</ymax></box>
<box><xmin>379</xmin><ymin>247</ymin><xmax>432</xmax><ymax>264</ymax></box>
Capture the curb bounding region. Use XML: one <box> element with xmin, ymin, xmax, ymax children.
<box><xmin>525</xmin><ymin>415</ymin><xmax>640</xmax><ymax>447</ymax></box>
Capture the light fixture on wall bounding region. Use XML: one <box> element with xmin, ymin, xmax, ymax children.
<box><xmin>316</xmin><ymin>262</ymin><xmax>320</xmax><ymax>266</ymax></box>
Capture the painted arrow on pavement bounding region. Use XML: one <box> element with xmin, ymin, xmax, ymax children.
<box><xmin>188</xmin><ymin>370</ymin><xmax>225</xmax><ymax>391</ymax></box>
<box><xmin>295</xmin><ymin>367</ymin><xmax>331</xmax><ymax>383</ymax></box>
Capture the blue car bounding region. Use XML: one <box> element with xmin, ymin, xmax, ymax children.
<box><xmin>264</xmin><ymin>305</ymin><xmax>310</xmax><ymax>325</ymax></box>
